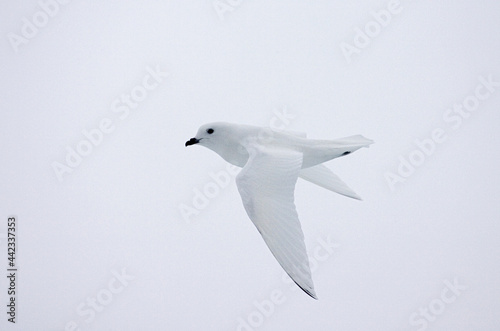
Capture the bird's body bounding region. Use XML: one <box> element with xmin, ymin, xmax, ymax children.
<box><xmin>186</xmin><ymin>122</ymin><xmax>372</xmax><ymax>299</ymax></box>
<box><xmin>188</xmin><ymin>123</ymin><xmax>370</xmax><ymax>168</ymax></box>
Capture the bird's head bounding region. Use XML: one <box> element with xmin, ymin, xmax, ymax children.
<box><xmin>185</xmin><ymin>122</ymin><xmax>231</xmax><ymax>148</ymax></box>
<box><xmin>185</xmin><ymin>122</ymin><xmax>250</xmax><ymax>166</ymax></box>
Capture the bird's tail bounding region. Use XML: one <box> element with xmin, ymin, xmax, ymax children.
<box><xmin>299</xmin><ymin>164</ymin><xmax>362</xmax><ymax>200</ymax></box>
<box><xmin>298</xmin><ymin>135</ymin><xmax>373</xmax><ymax>199</ymax></box>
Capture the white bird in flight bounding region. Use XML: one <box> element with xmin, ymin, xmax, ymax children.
<box><xmin>185</xmin><ymin>122</ymin><xmax>373</xmax><ymax>299</ymax></box>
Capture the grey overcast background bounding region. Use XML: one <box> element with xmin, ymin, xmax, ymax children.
<box><xmin>1</xmin><ymin>1</ymin><xmax>500</xmax><ymax>330</ymax></box>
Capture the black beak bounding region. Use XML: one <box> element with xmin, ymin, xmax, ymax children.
<box><xmin>185</xmin><ymin>138</ymin><xmax>200</xmax><ymax>147</ymax></box>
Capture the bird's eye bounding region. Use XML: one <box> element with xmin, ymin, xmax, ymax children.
<box><xmin>207</xmin><ymin>128</ymin><xmax>214</xmax><ymax>134</ymax></box>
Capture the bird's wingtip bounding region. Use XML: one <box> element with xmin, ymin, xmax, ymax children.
<box><xmin>308</xmin><ymin>290</ymin><xmax>319</xmax><ymax>300</ymax></box>
<box><xmin>294</xmin><ymin>281</ymin><xmax>318</xmax><ymax>300</ymax></box>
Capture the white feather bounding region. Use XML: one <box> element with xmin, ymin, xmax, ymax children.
<box><xmin>186</xmin><ymin>122</ymin><xmax>372</xmax><ymax>298</ymax></box>
<box><xmin>235</xmin><ymin>143</ymin><xmax>317</xmax><ymax>299</ymax></box>
<box><xmin>299</xmin><ymin>164</ymin><xmax>362</xmax><ymax>200</ymax></box>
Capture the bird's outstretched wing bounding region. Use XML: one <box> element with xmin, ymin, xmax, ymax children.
<box><xmin>235</xmin><ymin>143</ymin><xmax>317</xmax><ymax>299</ymax></box>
